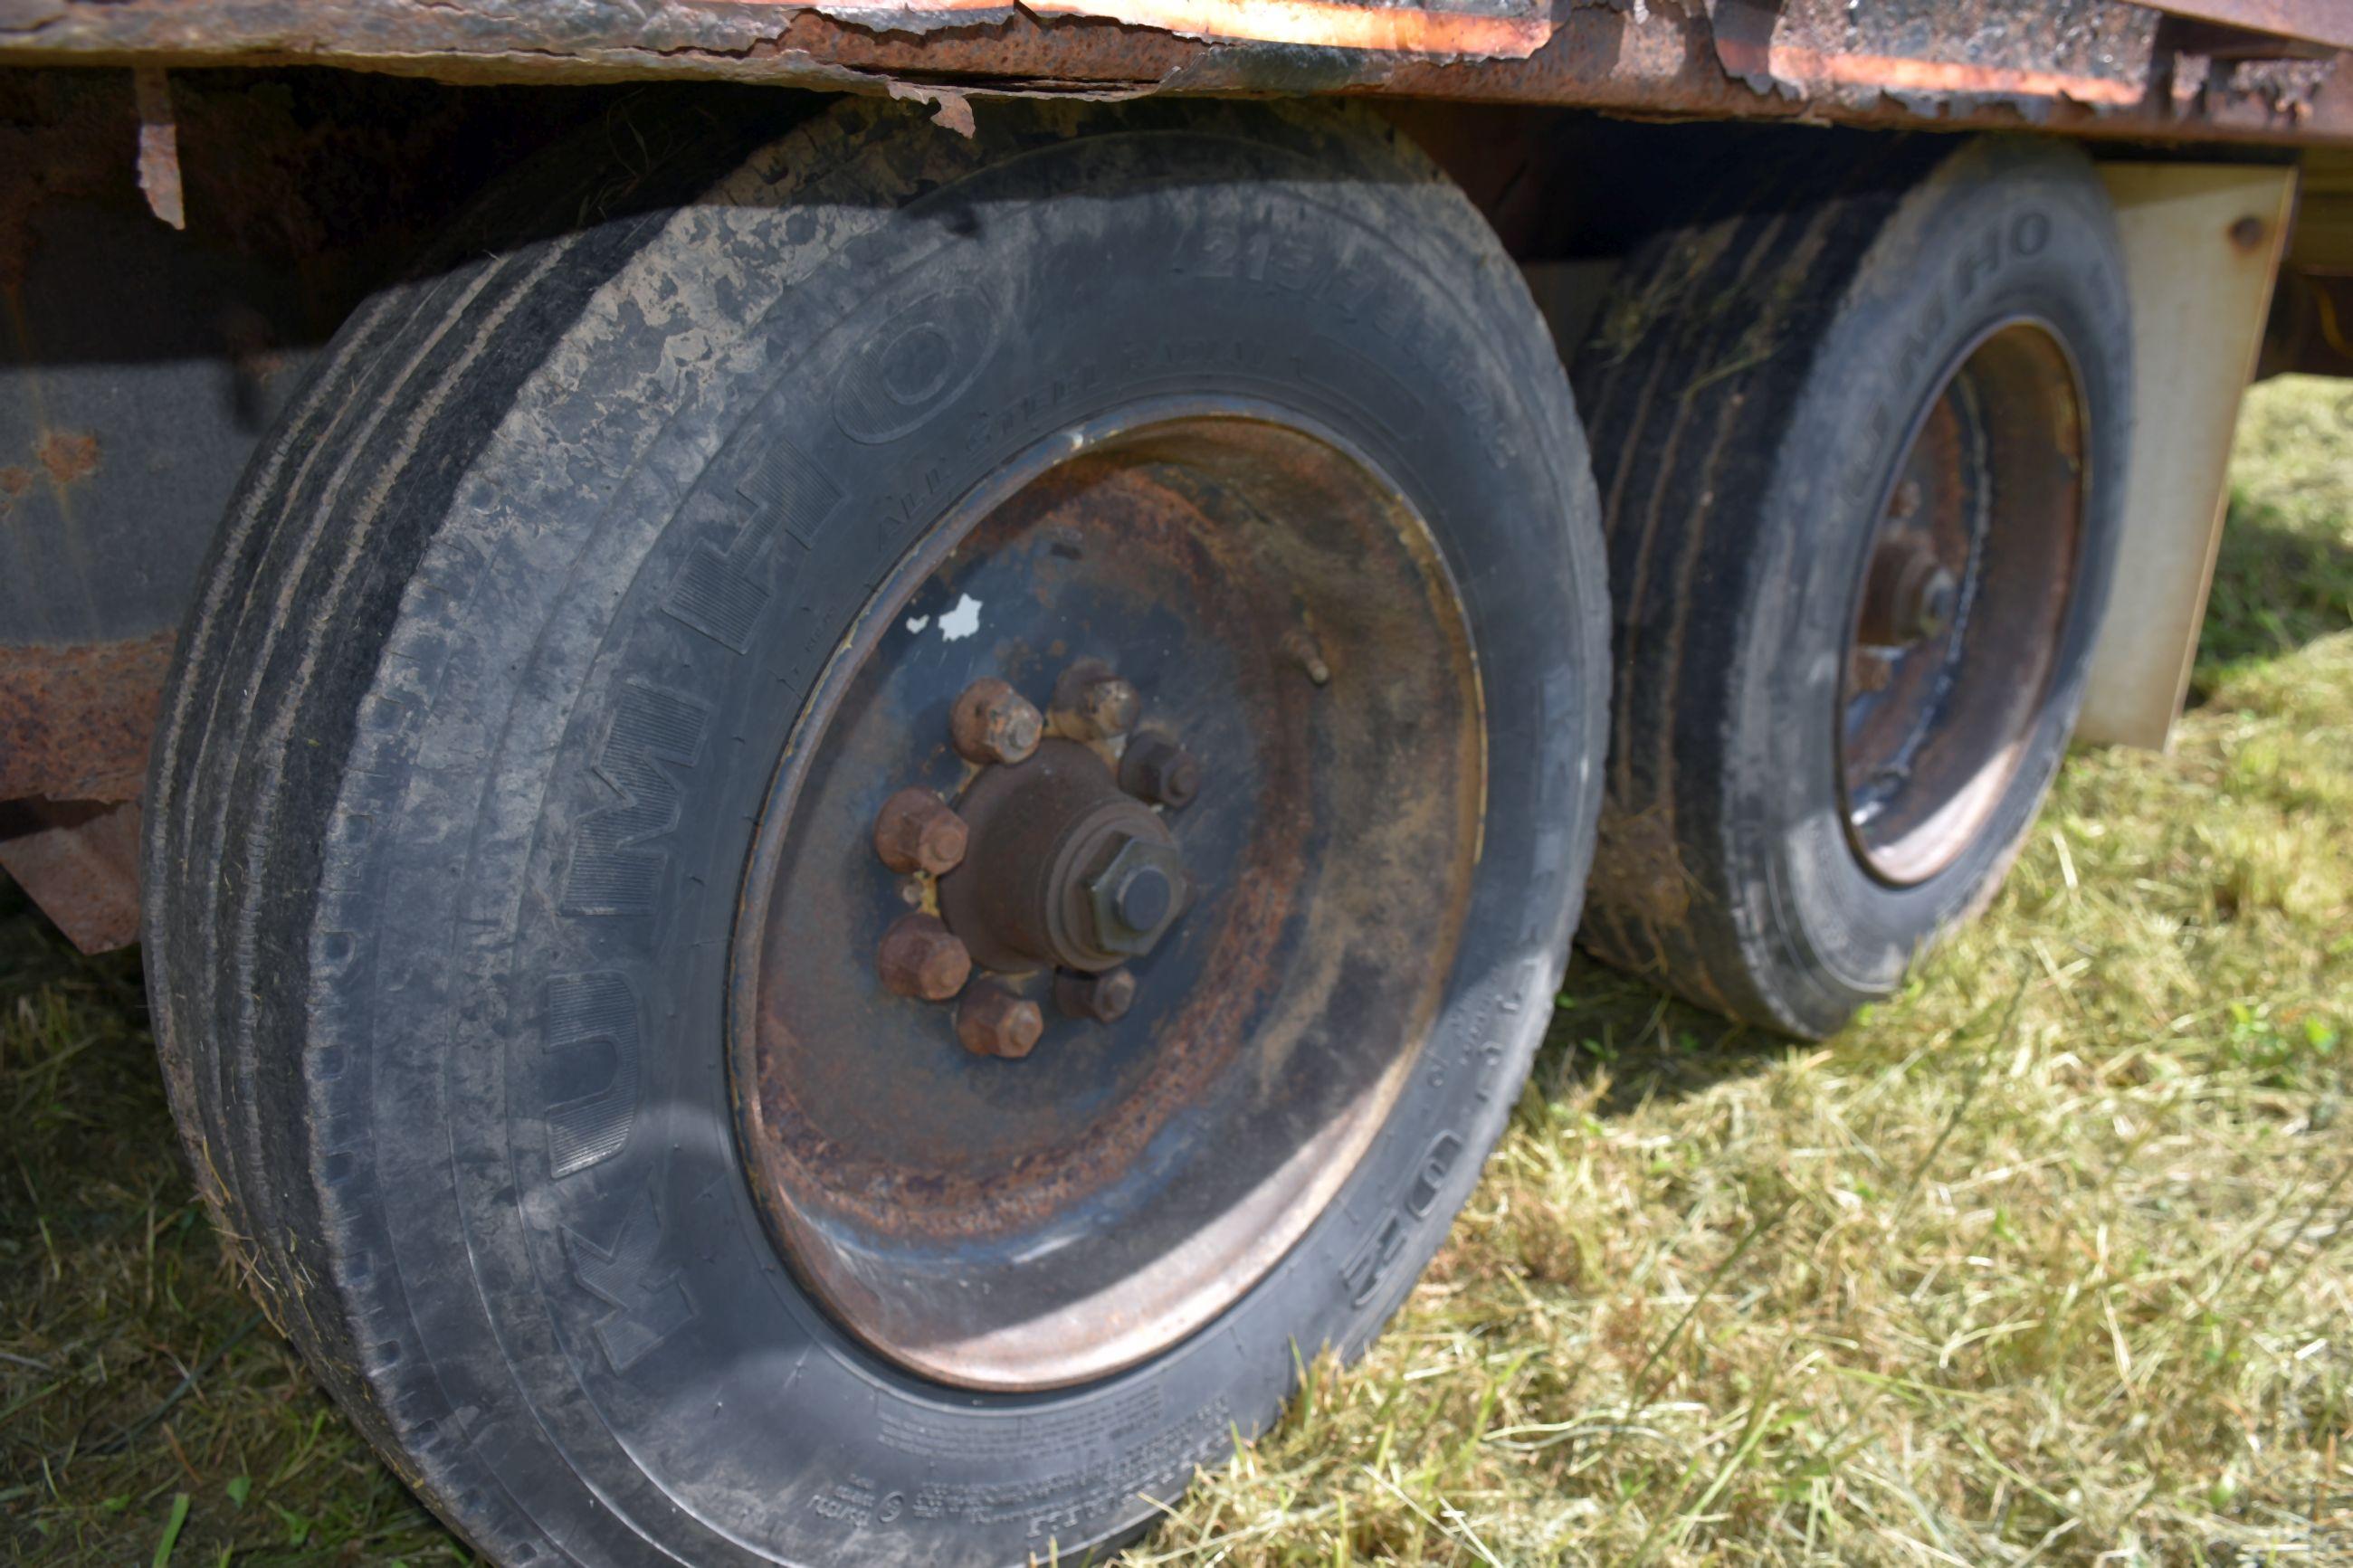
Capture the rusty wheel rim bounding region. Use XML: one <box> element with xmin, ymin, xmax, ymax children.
<box><xmin>727</xmin><ymin>399</ymin><xmax>1485</xmax><ymax>1392</ymax></box>
<box><xmin>1836</xmin><ymin>319</ymin><xmax>2087</xmax><ymax>887</ymax></box>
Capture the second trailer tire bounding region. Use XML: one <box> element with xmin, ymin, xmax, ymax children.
<box><xmin>1573</xmin><ymin>137</ymin><xmax>2132</xmax><ymax>1038</ymax></box>
<box><xmin>142</xmin><ymin>97</ymin><xmax>1609</xmax><ymax>1565</ymax></box>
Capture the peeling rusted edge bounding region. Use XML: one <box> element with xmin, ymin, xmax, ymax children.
<box><xmin>0</xmin><ymin>1</ymin><xmax>2349</xmax><ymax>148</ymax></box>
<box><xmin>0</xmin><ymin>631</ymin><xmax>174</xmax><ymax>803</ymax></box>
<box><xmin>796</xmin><ymin>0</ymin><xmax>1553</xmax><ymax>58</ymax></box>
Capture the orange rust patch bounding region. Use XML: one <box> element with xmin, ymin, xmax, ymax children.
<box><xmin>1766</xmin><ymin>46</ymin><xmax>2145</xmax><ymax>106</ymax></box>
<box><xmin>776</xmin><ymin>0</ymin><xmax>1553</xmax><ymax>57</ymax></box>
<box><xmin>34</xmin><ymin>430</ymin><xmax>99</xmax><ymax>487</ymax></box>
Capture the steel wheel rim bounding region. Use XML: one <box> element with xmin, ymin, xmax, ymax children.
<box><xmin>727</xmin><ymin>398</ymin><xmax>1486</xmax><ymax>1392</ymax></box>
<box><xmin>1836</xmin><ymin>318</ymin><xmax>2088</xmax><ymax>888</ymax></box>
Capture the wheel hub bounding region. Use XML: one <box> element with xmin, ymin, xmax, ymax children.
<box><xmin>725</xmin><ymin>406</ymin><xmax>1485</xmax><ymax>1392</ymax></box>
<box><xmin>1836</xmin><ymin>318</ymin><xmax>2087</xmax><ymax>886</ymax></box>
<box><xmin>935</xmin><ymin>731</ymin><xmax>1193</xmax><ymax>980</ymax></box>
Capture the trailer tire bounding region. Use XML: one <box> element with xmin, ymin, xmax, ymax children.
<box><xmin>143</xmin><ymin>96</ymin><xmax>1607</xmax><ymax>1566</ymax></box>
<box><xmin>1572</xmin><ymin>136</ymin><xmax>2131</xmax><ymax>1038</ymax></box>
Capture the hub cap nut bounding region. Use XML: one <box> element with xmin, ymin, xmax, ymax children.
<box><xmin>1083</xmin><ymin>834</ymin><xmax>1189</xmax><ymax>958</ymax></box>
<box><xmin>951</xmin><ymin>678</ymin><xmax>1043</xmax><ymax>766</ymax></box>
<box><xmin>958</xmin><ymin>983</ymin><xmax>1044</xmax><ymax>1059</ymax></box>
<box><xmin>877</xmin><ymin>913</ymin><xmax>971</xmax><ymax>1002</ymax></box>
<box><xmin>1858</xmin><ymin>539</ymin><xmax>1961</xmax><ymax>649</ymax></box>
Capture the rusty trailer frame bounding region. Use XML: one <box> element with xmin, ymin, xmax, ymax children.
<box><xmin>4</xmin><ymin>0</ymin><xmax>2353</xmax><ymax>950</ymax></box>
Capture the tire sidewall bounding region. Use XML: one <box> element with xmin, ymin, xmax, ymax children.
<box><xmin>329</xmin><ymin>104</ymin><xmax>1604</xmax><ymax>1566</ymax></box>
<box><xmin>1730</xmin><ymin>138</ymin><xmax>2130</xmax><ymax>1034</ymax></box>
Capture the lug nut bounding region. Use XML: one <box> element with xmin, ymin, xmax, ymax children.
<box><xmin>1119</xmin><ymin>734</ymin><xmax>1201</xmax><ymax>810</ymax></box>
<box><xmin>950</xmin><ymin>678</ymin><xmax>1043</xmax><ymax>766</ymax></box>
<box><xmin>1051</xmin><ymin>661</ymin><xmax>1141</xmax><ymax>741</ymax></box>
<box><xmin>876</xmin><ymin>913</ymin><xmax>971</xmax><ymax>1002</ymax></box>
<box><xmin>957</xmin><ymin>983</ymin><xmax>1044</xmax><ymax>1059</ymax></box>
<box><xmin>1056</xmin><ymin>967</ymin><xmax>1137</xmax><ymax>1023</ymax></box>
<box><xmin>872</xmin><ymin>787</ymin><xmax>969</xmax><ymax>876</ymax></box>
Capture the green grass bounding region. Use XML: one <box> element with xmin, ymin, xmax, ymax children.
<box><xmin>7</xmin><ymin>376</ymin><xmax>2353</xmax><ymax>1565</ymax></box>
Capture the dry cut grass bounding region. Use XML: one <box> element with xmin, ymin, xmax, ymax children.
<box><xmin>5</xmin><ymin>378</ymin><xmax>2352</xmax><ymax>1565</ymax></box>
<box><xmin>1137</xmin><ymin>379</ymin><xmax>2353</xmax><ymax>1565</ymax></box>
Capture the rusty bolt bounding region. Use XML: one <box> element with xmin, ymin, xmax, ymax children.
<box><xmin>1081</xmin><ymin>833</ymin><xmax>1189</xmax><ymax>959</ymax></box>
<box><xmin>957</xmin><ymin>982</ymin><xmax>1044</xmax><ymax>1059</ymax></box>
<box><xmin>950</xmin><ymin>678</ymin><xmax>1043</xmax><ymax>766</ymax></box>
<box><xmin>1119</xmin><ymin>734</ymin><xmax>1202</xmax><ymax>810</ymax></box>
<box><xmin>877</xmin><ymin>913</ymin><xmax>971</xmax><ymax>1003</ymax></box>
<box><xmin>1056</xmin><ymin>967</ymin><xmax>1137</xmax><ymax>1024</ymax></box>
<box><xmin>872</xmin><ymin>787</ymin><xmax>968</xmax><ymax>876</ymax></box>
<box><xmin>1281</xmin><ymin>627</ymin><xmax>1331</xmax><ymax>687</ymax></box>
<box><xmin>2229</xmin><ymin>214</ymin><xmax>2268</xmax><ymax>252</ymax></box>
<box><xmin>1051</xmin><ymin>661</ymin><xmax>1141</xmax><ymax>741</ymax></box>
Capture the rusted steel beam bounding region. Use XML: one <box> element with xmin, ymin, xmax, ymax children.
<box><xmin>0</xmin><ymin>631</ymin><xmax>172</xmax><ymax>803</ymax></box>
<box><xmin>2</xmin><ymin>0</ymin><xmax>2350</xmax><ymax>147</ymax></box>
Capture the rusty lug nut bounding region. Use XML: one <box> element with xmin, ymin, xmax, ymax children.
<box><xmin>957</xmin><ymin>982</ymin><xmax>1044</xmax><ymax>1059</ymax></box>
<box><xmin>1051</xmin><ymin>661</ymin><xmax>1141</xmax><ymax>741</ymax></box>
<box><xmin>1056</xmin><ymin>967</ymin><xmax>1137</xmax><ymax>1024</ymax></box>
<box><xmin>877</xmin><ymin>913</ymin><xmax>972</xmax><ymax>1003</ymax></box>
<box><xmin>872</xmin><ymin>787</ymin><xmax>969</xmax><ymax>876</ymax></box>
<box><xmin>950</xmin><ymin>677</ymin><xmax>1043</xmax><ymax>766</ymax></box>
<box><xmin>1119</xmin><ymin>734</ymin><xmax>1202</xmax><ymax>810</ymax></box>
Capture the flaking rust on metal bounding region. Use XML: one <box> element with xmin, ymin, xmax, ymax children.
<box><xmin>885</xmin><ymin>75</ymin><xmax>976</xmax><ymax>132</ymax></box>
<box><xmin>131</xmin><ymin>64</ymin><xmax>183</xmax><ymax>228</ymax></box>
<box><xmin>2</xmin><ymin>1</ymin><xmax>2351</xmax><ymax>146</ymax></box>
<box><xmin>797</xmin><ymin>0</ymin><xmax>1556</xmax><ymax>58</ymax></box>
<box><xmin>1712</xmin><ymin>0</ymin><xmax>2163</xmax><ymax>119</ymax></box>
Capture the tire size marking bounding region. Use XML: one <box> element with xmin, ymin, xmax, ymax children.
<box><xmin>543</xmin><ymin>972</ymin><xmax>642</xmax><ymax>1178</ymax></box>
<box><xmin>829</xmin><ymin>1397</ymin><xmax>1233</xmax><ymax>1537</ymax></box>
<box><xmin>558</xmin><ymin>681</ymin><xmax>713</xmax><ymax>917</ymax></box>
<box><xmin>876</xmin><ymin>1385</ymin><xmax>1166</xmax><ymax>1460</ymax></box>
<box><xmin>1338</xmin><ymin>1129</ymin><xmax>1465</xmax><ymax>1309</ymax></box>
<box><xmin>562</xmin><ymin>1183</ymin><xmax>700</xmax><ymax>1374</ymax></box>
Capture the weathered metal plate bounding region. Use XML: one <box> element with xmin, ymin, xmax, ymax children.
<box><xmin>1</xmin><ymin>0</ymin><xmax>2349</xmax><ymax>147</ymax></box>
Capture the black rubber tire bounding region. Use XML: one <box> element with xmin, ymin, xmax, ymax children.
<box><xmin>1570</xmin><ymin>135</ymin><xmax>2131</xmax><ymax>1039</ymax></box>
<box><xmin>143</xmin><ymin>96</ymin><xmax>1608</xmax><ymax>1566</ymax></box>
